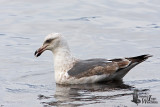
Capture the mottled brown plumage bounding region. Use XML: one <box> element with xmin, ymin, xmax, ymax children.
<box><xmin>68</xmin><ymin>55</ymin><xmax>152</xmax><ymax>81</ymax></box>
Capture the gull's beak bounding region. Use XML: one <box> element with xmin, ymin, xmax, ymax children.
<box><xmin>34</xmin><ymin>45</ymin><xmax>48</xmax><ymax>57</ymax></box>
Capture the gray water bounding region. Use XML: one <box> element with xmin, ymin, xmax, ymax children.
<box><xmin>0</xmin><ymin>0</ymin><xmax>160</xmax><ymax>107</ymax></box>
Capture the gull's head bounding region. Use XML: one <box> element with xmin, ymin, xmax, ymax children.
<box><xmin>35</xmin><ymin>33</ymin><xmax>66</xmax><ymax>57</ymax></box>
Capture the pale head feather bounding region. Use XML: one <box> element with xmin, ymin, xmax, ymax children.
<box><xmin>43</xmin><ymin>33</ymin><xmax>70</xmax><ymax>53</ymax></box>
<box><xmin>44</xmin><ymin>33</ymin><xmax>62</xmax><ymax>41</ymax></box>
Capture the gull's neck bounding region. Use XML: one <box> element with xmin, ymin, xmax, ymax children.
<box><xmin>52</xmin><ymin>46</ymin><xmax>78</xmax><ymax>83</ymax></box>
<box><xmin>50</xmin><ymin>37</ymin><xmax>78</xmax><ymax>83</ymax></box>
<box><xmin>51</xmin><ymin>43</ymin><xmax>77</xmax><ymax>73</ymax></box>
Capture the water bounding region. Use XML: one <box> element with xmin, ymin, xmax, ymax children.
<box><xmin>0</xmin><ymin>0</ymin><xmax>160</xmax><ymax>107</ymax></box>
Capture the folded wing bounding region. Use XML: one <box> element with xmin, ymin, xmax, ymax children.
<box><xmin>68</xmin><ymin>54</ymin><xmax>151</xmax><ymax>81</ymax></box>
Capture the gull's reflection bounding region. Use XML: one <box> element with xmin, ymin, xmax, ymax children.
<box><xmin>38</xmin><ymin>81</ymin><xmax>148</xmax><ymax>107</ymax></box>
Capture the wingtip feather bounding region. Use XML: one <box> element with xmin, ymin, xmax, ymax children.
<box><xmin>126</xmin><ymin>54</ymin><xmax>152</xmax><ymax>63</ymax></box>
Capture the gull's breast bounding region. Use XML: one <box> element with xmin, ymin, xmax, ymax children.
<box><xmin>56</xmin><ymin>72</ymin><xmax>109</xmax><ymax>84</ymax></box>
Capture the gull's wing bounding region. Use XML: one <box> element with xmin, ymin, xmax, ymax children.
<box><xmin>68</xmin><ymin>58</ymin><xmax>130</xmax><ymax>79</ymax></box>
<box><xmin>68</xmin><ymin>55</ymin><xmax>152</xmax><ymax>81</ymax></box>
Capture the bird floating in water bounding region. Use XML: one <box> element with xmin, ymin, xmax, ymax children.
<box><xmin>35</xmin><ymin>33</ymin><xmax>152</xmax><ymax>84</ymax></box>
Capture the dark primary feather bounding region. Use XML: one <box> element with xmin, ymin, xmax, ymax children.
<box><xmin>126</xmin><ymin>54</ymin><xmax>152</xmax><ymax>63</ymax></box>
<box><xmin>107</xmin><ymin>54</ymin><xmax>152</xmax><ymax>80</ymax></box>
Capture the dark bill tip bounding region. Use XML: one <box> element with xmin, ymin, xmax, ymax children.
<box><xmin>34</xmin><ymin>50</ymin><xmax>42</xmax><ymax>57</ymax></box>
<box><xmin>34</xmin><ymin>50</ymin><xmax>37</xmax><ymax>56</ymax></box>
<box><xmin>34</xmin><ymin>45</ymin><xmax>48</xmax><ymax>57</ymax></box>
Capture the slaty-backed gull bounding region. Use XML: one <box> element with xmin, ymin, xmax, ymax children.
<box><xmin>35</xmin><ymin>33</ymin><xmax>152</xmax><ymax>84</ymax></box>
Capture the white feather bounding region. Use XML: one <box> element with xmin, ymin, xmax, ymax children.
<box><xmin>45</xmin><ymin>33</ymin><xmax>78</xmax><ymax>83</ymax></box>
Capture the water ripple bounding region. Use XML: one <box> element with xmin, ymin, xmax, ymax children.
<box><xmin>11</xmin><ymin>37</ymin><xmax>30</xmax><ymax>40</ymax></box>
<box><xmin>6</xmin><ymin>88</ymin><xmax>37</xmax><ymax>93</ymax></box>
<box><xmin>39</xmin><ymin>81</ymin><xmax>135</xmax><ymax>106</ymax></box>
<box><xmin>59</xmin><ymin>16</ymin><xmax>99</xmax><ymax>21</ymax></box>
<box><xmin>126</xmin><ymin>79</ymin><xmax>160</xmax><ymax>85</ymax></box>
<box><xmin>136</xmin><ymin>24</ymin><xmax>160</xmax><ymax>29</ymax></box>
<box><xmin>0</xmin><ymin>33</ymin><xmax>5</xmax><ymax>36</ymax></box>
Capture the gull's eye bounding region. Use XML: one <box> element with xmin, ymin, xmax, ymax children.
<box><xmin>45</xmin><ymin>39</ymin><xmax>53</xmax><ymax>43</ymax></box>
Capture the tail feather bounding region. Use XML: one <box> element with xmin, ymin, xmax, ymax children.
<box><xmin>126</xmin><ymin>54</ymin><xmax>153</xmax><ymax>63</ymax></box>
<box><xmin>110</xmin><ymin>54</ymin><xmax>152</xmax><ymax>81</ymax></box>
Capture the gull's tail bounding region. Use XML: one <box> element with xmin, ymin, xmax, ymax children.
<box><xmin>111</xmin><ymin>54</ymin><xmax>152</xmax><ymax>81</ymax></box>
<box><xmin>126</xmin><ymin>54</ymin><xmax>153</xmax><ymax>63</ymax></box>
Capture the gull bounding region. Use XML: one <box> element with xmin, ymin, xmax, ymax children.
<box><xmin>35</xmin><ymin>33</ymin><xmax>152</xmax><ymax>84</ymax></box>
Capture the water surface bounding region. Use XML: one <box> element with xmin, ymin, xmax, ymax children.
<box><xmin>0</xmin><ymin>0</ymin><xmax>160</xmax><ymax>107</ymax></box>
